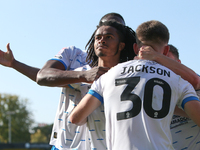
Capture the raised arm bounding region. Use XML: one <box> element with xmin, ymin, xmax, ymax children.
<box><xmin>137</xmin><ymin>46</ymin><xmax>200</xmax><ymax>90</ymax></box>
<box><xmin>70</xmin><ymin>94</ymin><xmax>101</xmax><ymax>126</ymax></box>
<box><xmin>0</xmin><ymin>43</ymin><xmax>39</xmax><ymax>82</ymax></box>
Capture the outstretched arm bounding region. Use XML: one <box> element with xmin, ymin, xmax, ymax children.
<box><xmin>0</xmin><ymin>43</ymin><xmax>39</xmax><ymax>82</ymax></box>
<box><xmin>1</xmin><ymin>43</ymin><xmax>108</xmax><ymax>86</ymax></box>
<box><xmin>70</xmin><ymin>94</ymin><xmax>101</xmax><ymax>126</ymax></box>
<box><xmin>137</xmin><ymin>46</ymin><xmax>200</xmax><ymax>90</ymax></box>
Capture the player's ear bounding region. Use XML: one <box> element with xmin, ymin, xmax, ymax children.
<box><xmin>119</xmin><ymin>42</ymin><xmax>125</xmax><ymax>51</ymax></box>
<box><xmin>163</xmin><ymin>45</ymin><xmax>170</xmax><ymax>56</ymax></box>
<box><xmin>133</xmin><ymin>43</ymin><xmax>139</xmax><ymax>55</ymax></box>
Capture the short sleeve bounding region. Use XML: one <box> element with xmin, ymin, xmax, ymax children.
<box><xmin>88</xmin><ymin>76</ymin><xmax>104</xmax><ymax>103</ymax></box>
<box><xmin>51</xmin><ymin>46</ymin><xmax>87</xmax><ymax>70</ymax></box>
<box><xmin>177</xmin><ymin>78</ymin><xmax>200</xmax><ymax>109</ymax></box>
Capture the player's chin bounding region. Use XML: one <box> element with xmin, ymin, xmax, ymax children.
<box><xmin>95</xmin><ymin>50</ymin><xmax>105</xmax><ymax>57</ymax></box>
<box><xmin>97</xmin><ymin>52</ymin><xmax>106</xmax><ymax>57</ymax></box>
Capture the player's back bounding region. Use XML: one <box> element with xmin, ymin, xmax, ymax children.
<box><xmin>96</xmin><ymin>59</ymin><xmax>197</xmax><ymax>150</ymax></box>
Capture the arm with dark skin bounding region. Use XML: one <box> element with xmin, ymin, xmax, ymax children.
<box><xmin>36</xmin><ymin>60</ymin><xmax>109</xmax><ymax>87</ymax></box>
<box><xmin>0</xmin><ymin>43</ymin><xmax>109</xmax><ymax>86</ymax></box>
<box><xmin>0</xmin><ymin>43</ymin><xmax>39</xmax><ymax>82</ymax></box>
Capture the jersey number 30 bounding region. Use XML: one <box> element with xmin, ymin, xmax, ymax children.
<box><xmin>115</xmin><ymin>77</ymin><xmax>171</xmax><ymax>120</ymax></box>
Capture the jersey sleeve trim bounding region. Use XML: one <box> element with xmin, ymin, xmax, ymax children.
<box><xmin>182</xmin><ymin>96</ymin><xmax>200</xmax><ymax>109</ymax></box>
<box><xmin>68</xmin><ymin>84</ymin><xmax>74</xmax><ymax>89</ymax></box>
<box><xmin>88</xmin><ymin>89</ymin><xmax>103</xmax><ymax>104</ymax></box>
<box><xmin>50</xmin><ymin>58</ymin><xmax>68</xmax><ymax>70</ymax></box>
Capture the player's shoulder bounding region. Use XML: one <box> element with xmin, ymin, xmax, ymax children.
<box><xmin>53</xmin><ymin>46</ymin><xmax>86</xmax><ymax>60</ymax></box>
<box><xmin>54</xmin><ymin>46</ymin><xmax>85</xmax><ymax>56</ymax></box>
<box><xmin>115</xmin><ymin>60</ymin><xmax>153</xmax><ymax>68</ymax></box>
<box><xmin>117</xmin><ymin>60</ymin><xmax>138</xmax><ymax>66</ymax></box>
<box><xmin>61</xmin><ymin>46</ymin><xmax>86</xmax><ymax>55</ymax></box>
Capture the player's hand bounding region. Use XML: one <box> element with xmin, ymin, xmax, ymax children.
<box><xmin>84</xmin><ymin>66</ymin><xmax>109</xmax><ymax>83</ymax></box>
<box><xmin>0</xmin><ymin>43</ymin><xmax>15</xmax><ymax>67</ymax></box>
<box><xmin>137</xmin><ymin>46</ymin><xmax>159</xmax><ymax>61</ymax></box>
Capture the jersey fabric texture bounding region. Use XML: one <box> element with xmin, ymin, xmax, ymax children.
<box><xmin>49</xmin><ymin>46</ymin><xmax>106</xmax><ymax>150</ymax></box>
<box><xmin>89</xmin><ymin>60</ymin><xmax>199</xmax><ymax>150</ymax></box>
<box><xmin>49</xmin><ymin>46</ymin><xmax>88</xmax><ymax>150</ymax></box>
<box><xmin>171</xmin><ymin>90</ymin><xmax>200</xmax><ymax>150</ymax></box>
<box><xmin>71</xmin><ymin>65</ymin><xmax>107</xmax><ymax>150</ymax></box>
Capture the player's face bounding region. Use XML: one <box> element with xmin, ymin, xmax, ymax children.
<box><xmin>94</xmin><ymin>25</ymin><xmax>124</xmax><ymax>58</ymax></box>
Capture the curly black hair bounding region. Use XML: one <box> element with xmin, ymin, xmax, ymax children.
<box><xmin>85</xmin><ymin>21</ymin><xmax>136</xmax><ymax>67</ymax></box>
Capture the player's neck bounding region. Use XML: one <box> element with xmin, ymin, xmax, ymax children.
<box><xmin>98</xmin><ymin>58</ymin><xmax>119</xmax><ymax>68</ymax></box>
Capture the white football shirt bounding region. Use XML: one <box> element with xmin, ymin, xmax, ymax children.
<box><xmin>49</xmin><ymin>46</ymin><xmax>89</xmax><ymax>150</ymax></box>
<box><xmin>171</xmin><ymin>90</ymin><xmax>200</xmax><ymax>150</ymax></box>
<box><xmin>71</xmin><ymin>65</ymin><xmax>107</xmax><ymax>150</ymax></box>
<box><xmin>89</xmin><ymin>60</ymin><xmax>199</xmax><ymax>150</ymax></box>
